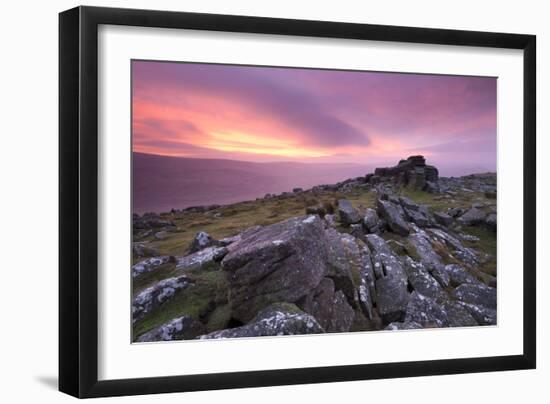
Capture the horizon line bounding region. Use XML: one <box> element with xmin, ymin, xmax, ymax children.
<box><xmin>132</xmin><ymin>151</ymin><xmax>374</xmax><ymax>166</ymax></box>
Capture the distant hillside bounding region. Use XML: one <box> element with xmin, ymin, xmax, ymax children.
<box><xmin>133</xmin><ymin>153</ymin><xmax>374</xmax><ymax>213</ymax></box>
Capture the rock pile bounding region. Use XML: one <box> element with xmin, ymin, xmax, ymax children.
<box><xmin>439</xmin><ymin>173</ymin><xmax>496</xmax><ymax>194</ymax></box>
<box><xmin>367</xmin><ymin>155</ymin><xmax>439</xmax><ymax>192</ymax></box>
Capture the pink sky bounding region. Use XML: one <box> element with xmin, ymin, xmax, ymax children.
<box><xmin>132</xmin><ymin>60</ymin><xmax>497</xmax><ymax>176</ymax></box>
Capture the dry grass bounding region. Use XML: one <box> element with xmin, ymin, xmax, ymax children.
<box><xmin>133</xmin><ymin>188</ymin><xmax>377</xmax><ymax>263</ymax></box>
<box><xmin>133</xmin><ymin>267</ymin><xmax>230</xmax><ymax>339</ymax></box>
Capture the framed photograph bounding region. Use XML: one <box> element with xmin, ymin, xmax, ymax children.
<box><xmin>59</xmin><ymin>6</ymin><xmax>536</xmax><ymax>398</ymax></box>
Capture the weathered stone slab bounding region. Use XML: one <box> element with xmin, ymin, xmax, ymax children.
<box><xmin>442</xmin><ymin>264</ymin><xmax>482</xmax><ymax>287</ymax></box>
<box><xmin>375</xmin><ymin>275</ymin><xmax>410</xmax><ymax>323</ymax></box>
<box><xmin>404</xmin><ymin>258</ymin><xmax>446</xmax><ymax>299</ymax></box>
<box><xmin>199</xmin><ymin>303</ymin><xmax>324</xmax><ymax>339</ymax></box>
<box><xmin>362</xmin><ymin>208</ymin><xmax>380</xmax><ymax>233</ymax></box>
<box><xmin>404</xmin><ymin>292</ymin><xmax>448</xmax><ymax>327</ymax></box>
<box><xmin>176</xmin><ymin>246</ymin><xmax>228</xmax><ymax>272</ymax></box>
<box><xmin>434</xmin><ymin>211</ymin><xmax>453</xmax><ymax>226</ymax></box>
<box><xmin>357</xmin><ymin>244</ymin><xmax>376</xmax><ymax>319</ymax></box>
<box><xmin>132</xmin><ymin>255</ymin><xmax>175</xmax><ymax>278</ymax></box>
<box><xmin>189</xmin><ymin>231</ymin><xmax>220</xmax><ymax>253</ymax></box>
<box><xmin>377</xmin><ymin>199</ymin><xmax>410</xmax><ymax>236</ymax></box>
<box><xmin>298</xmin><ymin>278</ymin><xmax>354</xmax><ymax>333</ymax></box>
<box><xmin>458</xmin><ymin>207</ymin><xmax>487</xmax><ymax>226</ymax></box>
<box><xmin>385</xmin><ymin>321</ymin><xmax>423</xmax><ymax>331</ymax></box>
<box><xmin>221</xmin><ymin>215</ymin><xmax>329</xmax><ymax>322</ymax></box>
<box><xmin>132</xmin><ymin>276</ymin><xmax>191</xmax><ymax>324</ymax></box>
<box><xmin>325</xmin><ymin>229</ymin><xmax>362</xmax><ymax>304</ymax></box>
<box><xmin>137</xmin><ymin>316</ymin><xmax>206</xmax><ymax>342</ymax></box>
<box><xmin>451</xmin><ymin>283</ymin><xmax>497</xmax><ymax>309</ymax></box>
<box><xmin>338</xmin><ymin>199</ymin><xmax>361</xmax><ymax>225</ymax></box>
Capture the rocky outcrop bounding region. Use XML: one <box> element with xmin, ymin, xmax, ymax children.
<box><xmin>404</xmin><ymin>292</ymin><xmax>478</xmax><ymax>328</ymax></box>
<box><xmin>132</xmin><ymin>255</ymin><xmax>175</xmax><ymax>278</ymax></box>
<box><xmin>357</xmin><ymin>243</ymin><xmax>376</xmax><ymax>320</ymax></box>
<box><xmin>403</xmin><ymin>258</ymin><xmax>446</xmax><ymax>299</ymax></box>
<box><xmin>458</xmin><ymin>207</ymin><xmax>487</xmax><ymax>226</ymax></box>
<box><xmin>137</xmin><ymin>316</ymin><xmax>206</xmax><ymax>342</ymax></box>
<box><xmin>176</xmin><ymin>246</ymin><xmax>228</xmax><ymax>271</ymax></box>
<box><xmin>362</xmin><ymin>208</ymin><xmax>380</xmax><ymax>233</ymax></box>
<box><xmin>366</xmin><ymin>234</ymin><xmax>408</xmax><ymax>281</ymax></box>
<box><xmin>439</xmin><ymin>300</ymin><xmax>479</xmax><ymax>327</ymax></box>
<box><xmin>325</xmin><ymin>229</ymin><xmax>361</xmax><ymax>304</ymax></box>
<box><xmin>407</xmin><ymin>232</ymin><xmax>443</xmax><ymax>271</ymax></box>
<box><xmin>451</xmin><ymin>283</ymin><xmax>497</xmax><ymax>309</ymax></box>
<box><xmin>377</xmin><ymin>199</ymin><xmax>409</xmax><ymax>236</ymax></box>
<box><xmin>447</xmin><ymin>207</ymin><xmax>465</xmax><ymax>218</ymax></box>
<box><xmin>297</xmin><ymin>278</ymin><xmax>354</xmax><ymax>333</ymax></box>
<box><xmin>338</xmin><ymin>199</ymin><xmax>361</xmax><ymax>226</ymax></box>
<box><xmin>199</xmin><ymin>303</ymin><xmax>324</xmax><ymax>339</ymax></box>
<box><xmin>188</xmin><ymin>231</ymin><xmax>220</xmax><ymax>253</ymax></box>
<box><xmin>404</xmin><ymin>292</ymin><xmax>450</xmax><ymax>327</ymax></box>
<box><xmin>439</xmin><ymin>173</ymin><xmax>496</xmax><ymax>195</ymax></box>
<box><xmin>434</xmin><ymin>211</ymin><xmax>453</xmax><ymax>226</ymax></box>
<box><xmin>132</xmin><ymin>276</ymin><xmax>191</xmax><ymax>324</ymax></box>
<box><xmin>403</xmin><ymin>206</ymin><xmax>431</xmax><ymax>228</ymax></box>
<box><xmin>385</xmin><ymin>321</ymin><xmax>423</xmax><ymax>330</ymax></box>
<box><xmin>442</xmin><ymin>264</ymin><xmax>482</xmax><ymax>287</ymax></box>
<box><xmin>428</xmin><ymin>228</ymin><xmax>479</xmax><ymax>267</ymax></box>
<box><xmin>366</xmin><ymin>234</ymin><xmax>409</xmax><ymax>322</ymax></box>
<box><xmin>221</xmin><ymin>215</ymin><xmax>330</xmax><ymax>323</ymax></box>
<box><xmin>371</xmin><ymin>155</ymin><xmax>439</xmax><ymax>191</ymax></box>
<box><xmin>375</xmin><ymin>276</ymin><xmax>410</xmax><ymax>323</ymax></box>
<box><xmin>457</xmin><ymin>301</ymin><xmax>497</xmax><ymax>325</ymax></box>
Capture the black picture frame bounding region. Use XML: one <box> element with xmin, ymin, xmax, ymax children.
<box><xmin>59</xmin><ymin>5</ymin><xmax>536</xmax><ymax>398</ymax></box>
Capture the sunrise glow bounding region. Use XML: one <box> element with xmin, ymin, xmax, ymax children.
<box><xmin>132</xmin><ymin>61</ymin><xmax>497</xmax><ymax>175</ymax></box>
